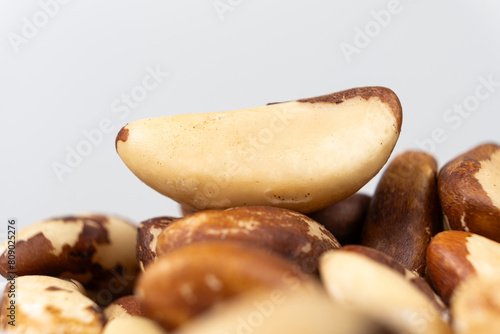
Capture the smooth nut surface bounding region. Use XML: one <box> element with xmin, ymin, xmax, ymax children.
<box><xmin>307</xmin><ymin>193</ymin><xmax>371</xmax><ymax>245</ymax></box>
<box><xmin>0</xmin><ymin>275</ymin><xmax>105</xmax><ymax>334</ymax></box>
<box><xmin>450</xmin><ymin>274</ymin><xmax>500</xmax><ymax>334</ymax></box>
<box><xmin>426</xmin><ymin>230</ymin><xmax>500</xmax><ymax>303</ymax></box>
<box><xmin>438</xmin><ymin>143</ymin><xmax>500</xmax><ymax>241</ymax></box>
<box><xmin>0</xmin><ymin>214</ymin><xmax>139</xmax><ymax>304</ymax></box>
<box><xmin>175</xmin><ymin>283</ymin><xmax>389</xmax><ymax>334</ymax></box>
<box><xmin>116</xmin><ymin>86</ymin><xmax>402</xmax><ymax>213</ymax></box>
<box><xmin>320</xmin><ymin>246</ymin><xmax>450</xmax><ymax>334</ymax></box>
<box><xmin>102</xmin><ymin>316</ymin><xmax>168</xmax><ymax>334</ymax></box>
<box><xmin>360</xmin><ymin>151</ymin><xmax>442</xmax><ymax>276</ymax></box>
<box><xmin>136</xmin><ymin>241</ymin><xmax>311</xmax><ymax>331</ymax></box>
<box><xmin>156</xmin><ymin>206</ymin><xmax>340</xmax><ymax>275</ymax></box>
<box><xmin>136</xmin><ymin>216</ymin><xmax>177</xmax><ymax>271</ymax></box>
<box><xmin>104</xmin><ymin>295</ymin><xmax>146</xmax><ymax>321</ymax></box>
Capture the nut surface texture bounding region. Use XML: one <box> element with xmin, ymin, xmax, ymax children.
<box><xmin>136</xmin><ymin>216</ymin><xmax>177</xmax><ymax>271</ymax></box>
<box><xmin>116</xmin><ymin>86</ymin><xmax>402</xmax><ymax>213</ymax></box>
<box><xmin>361</xmin><ymin>151</ymin><xmax>442</xmax><ymax>276</ymax></box>
<box><xmin>438</xmin><ymin>143</ymin><xmax>500</xmax><ymax>241</ymax></box>
<box><xmin>156</xmin><ymin>206</ymin><xmax>340</xmax><ymax>275</ymax></box>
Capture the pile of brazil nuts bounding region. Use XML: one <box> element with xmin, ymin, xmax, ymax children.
<box><xmin>0</xmin><ymin>86</ymin><xmax>499</xmax><ymax>334</ymax></box>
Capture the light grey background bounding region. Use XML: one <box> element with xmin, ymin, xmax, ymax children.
<box><xmin>1</xmin><ymin>1</ymin><xmax>499</xmax><ymax>232</ymax></box>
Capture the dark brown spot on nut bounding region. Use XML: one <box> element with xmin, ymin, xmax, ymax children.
<box><xmin>115</xmin><ymin>126</ymin><xmax>129</xmax><ymax>149</ymax></box>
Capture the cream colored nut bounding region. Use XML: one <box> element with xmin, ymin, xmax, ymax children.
<box><xmin>320</xmin><ymin>246</ymin><xmax>451</xmax><ymax>334</ymax></box>
<box><xmin>136</xmin><ymin>216</ymin><xmax>177</xmax><ymax>271</ymax></box>
<box><xmin>156</xmin><ymin>206</ymin><xmax>340</xmax><ymax>275</ymax></box>
<box><xmin>135</xmin><ymin>241</ymin><xmax>311</xmax><ymax>331</ymax></box>
<box><xmin>104</xmin><ymin>295</ymin><xmax>145</xmax><ymax>321</ymax></box>
<box><xmin>0</xmin><ymin>214</ymin><xmax>138</xmax><ymax>302</ymax></box>
<box><xmin>426</xmin><ymin>230</ymin><xmax>500</xmax><ymax>304</ymax></box>
<box><xmin>116</xmin><ymin>86</ymin><xmax>402</xmax><ymax>213</ymax></box>
<box><xmin>307</xmin><ymin>193</ymin><xmax>371</xmax><ymax>245</ymax></box>
<box><xmin>360</xmin><ymin>151</ymin><xmax>442</xmax><ymax>276</ymax></box>
<box><xmin>450</xmin><ymin>274</ymin><xmax>500</xmax><ymax>334</ymax></box>
<box><xmin>438</xmin><ymin>143</ymin><xmax>500</xmax><ymax>242</ymax></box>
<box><xmin>175</xmin><ymin>282</ymin><xmax>388</xmax><ymax>334</ymax></box>
<box><xmin>0</xmin><ymin>275</ymin><xmax>105</xmax><ymax>334</ymax></box>
<box><xmin>102</xmin><ymin>316</ymin><xmax>168</xmax><ymax>334</ymax></box>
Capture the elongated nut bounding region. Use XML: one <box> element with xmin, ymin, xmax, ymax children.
<box><xmin>136</xmin><ymin>216</ymin><xmax>177</xmax><ymax>271</ymax></box>
<box><xmin>360</xmin><ymin>151</ymin><xmax>442</xmax><ymax>276</ymax></box>
<box><xmin>175</xmin><ymin>282</ymin><xmax>391</xmax><ymax>334</ymax></box>
<box><xmin>426</xmin><ymin>230</ymin><xmax>500</xmax><ymax>303</ymax></box>
<box><xmin>307</xmin><ymin>193</ymin><xmax>371</xmax><ymax>245</ymax></box>
<box><xmin>136</xmin><ymin>241</ymin><xmax>311</xmax><ymax>331</ymax></box>
<box><xmin>320</xmin><ymin>245</ymin><xmax>450</xmax><ymax>334</ymax></box>
<box><xmin>102</xmin><ymin>316</ymin><xmax>168</xmax><ymax>334</ymax></box>
<box><xmin>104</xmin><ymin>295</ymin><xmax>145</xmax><ymax>321</ymax></box>
<box><xmin>116</xmin><ymin>86</ymin><xmax>402</xmax><ymax>213</ymax></box>
<box><xmin>155</xmin><ymin>206</ymin><xmax>340</xmax><ymax>275</ymax></box>
<box><xmin>0</xmin><ymin>214</ymin><xmax>139</xmax><ymax>303</ymax></box>
<box><xmin>0</xmin><ymin>275</ymin><xmax>106</xmax><ymax>334</ymax></box>
<box><xmin>438</xmin><ymin>143</ymin><xmax>500</xmax><ymax>241</ymax></box>
<box><xmin>450</xmin><ymin>274</ymin><xmax>500</xmax><ymax>334</ymax></box>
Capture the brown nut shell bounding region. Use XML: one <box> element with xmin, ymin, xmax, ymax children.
<box><xmin>307</xmin><ymin>193</ymin><xmax>371</xmax><ymax>245</ymax></box>
<box><xmin>135</xmin><ymin>241</ymin><xmax>311</xmax><ymax>331</ymax></box>
<box><xmin>360</xmin><ymin>151</ymin><xmax>442</xmax><ymax>276</ymax></box>
<box><xmin>438</xmin><ymin>143</ymin><xmax>500</xmax><ymax>241</ymax></box>
<box><xmin>426</xmin><ymin>230</ymin><xmax>500</xmax><ymax>304</ymax></box>
<box><xmin>136</xmin><ymin>216</ymin><xmax>177</xmax><ymax>271</ymax></box>
<box><xmin>156</xmin><ymin>206</ymin><xmax>340</xmax><ymax>275</ymax></box>
<box><xmin>0</xmin><ymin>275</ymin><xmax>106</xmax><ymax>334</ymax></box>
<box><xmin>0</xmin><ymin>214</ymin><xmax>139</xmax><ymax>305</ymax></box>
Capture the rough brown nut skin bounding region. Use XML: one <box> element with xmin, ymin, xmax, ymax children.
<box><xmin>360</xmin><ymin>151</ymin><xmax>442</xmax><ymax>276</ymax></box>
<box><xmin>307</xmin><ymin>193</ymin><xmax>371</xmax><ymax>245</ymax></box>
<box><xmin>0</xmin><ymin>275</ymin><xmax>106</xmax><ymax>334</ymax></box>
<box><xmin>136</xmin><ymin>216</ymin><xmax>177</xmax><ymax>271</ymax></box>
<box><xmin>438</xmin><ymin>143</ymin><xmax>500</xmax><ymax>242</ymax></box>
<box><xmin>426</xmin><ymin>230</ymin><xmax>500</xmax><ymax>304</ymax></box>
<box><xmin>136</xmin><ymin>241</ymin><xmax>312</xmax><ymax>331</ymax></box>
<box><xmin>104</xmin><ymin>295</ymin><xmax>146</xmax><ymax>321</ymax></box>
<box><xmin>0</xmin><ymin>214</ymin><xmax>139</xmax><ymax>305</ymax></box>
<box><xmin>155</xmin><ymin>206</ymin><xmax>340</xmax><ymax>275</ymax></box>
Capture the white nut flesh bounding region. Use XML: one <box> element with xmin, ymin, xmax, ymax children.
<box><xmin>116</xmin><ymin>87</ymin><xmax>402</xmax><ymax>213</ymax></box>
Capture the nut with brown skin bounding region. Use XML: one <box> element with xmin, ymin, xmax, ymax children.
<box><xmin>116</xmin><ymin>86</ymin><xmax>402</xmax><ymax>213</ymax></box>
<box><xmin>155</xmin><ymin>206</ymin><xmax>340</xmax><ymax>275</ymax></box>
<box><xmin>438</xmin><ymin>143</ymin><xmax>500</xmax><ymax>242</ymax></box>
<box><xmin>135</xmin><ymin>241</ymin><xmax>312</xmax><ymax>331</ymax></box>
<box><xmin>0</xmin><ymin>214</ymin><xmax>139</xmax><ymax>305</ymax></box>
<box><xmin>450</xmin><ymin>274</ymin><xmax>500</xmax><ymax>334</ymax></box>
<box><xmin>136</xmin><ymin>216</ymin><xmax>177</xmax><ymax>271</ymax></box>
<box><xmin>0</xmin><ymin>275</ymin><xmax>106</xmax><ymax>334</ymax></box>
<box><xmin>426</xmin><ymin>230</ymin><xmax>500</xmax><ymax>304</ymax></box>
<box><xmin>104</xmin><ymin>295</ymin><xmax>146</xmax><ymax>321</ymax></box>
<box><xmin>360</xmin><ymin>151</ymin><xmax>442</xmax><ymax>276</ymax></box>
<box><xmin>307</xmin><ymin>193</ymin><xmax>371</xmax><ymax>245</ymax></box>
<box><xmin>320</xmin><ymin>245</ymin><xmax>451</xmax><ymax>334</ymax></box>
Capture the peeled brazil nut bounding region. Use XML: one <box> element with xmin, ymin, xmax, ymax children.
<box><xmin>104</xmin><ymin>295</ymin><xmax>146</xmax><ymax>321</ymax></box>
<box><xmin>175</xmin><ymin>283</ymin><xmax>391</xmax><ymax>334</ymax></box>
<box><xmin>0</xmin><ymin>214</ymin><xmax>138</xmax><ymax>301</ymax></box>
<box><xmin>426</xmin><ymin>230</ymin><xmax>500</xmax><ymax>304</ymax></box>
<box><xmin>135</xmin><ymin>241</ymin><xmax>312</xmax><ymax>331</ymax></box>
<box><xmin>307</xmin><ymin>193</ymin><xmax>371</xmax><ymax>245</ymax></box>
<box><xmin>116</xmin><ymin>86</ymin><xmax>402</xmax><ymax>213</ymax></box>
<box><xmin>102</xmin><ymin>316</ymin><xmax>168</xmax><ymax>334</ymax></box>
<box><xmin>136</xmin><ymin>216</ymin><xmax>177</xmax><ymax>271</ymax></box>
<box><xmin>450</xmin><ymin>274</ymin><xmax>500</xmax><ymax>334</ymax></box>
<box><xmin>438</xmin><ymin>143</ymin><xmax>500</xmax><ymax>242</ymax></box>
<box><xmin>360</xmin><ymin>151</ymin><xmax>442</xmax><ymax>276</ymax></box>
<box><xmin>320</xmin><ymin>245</ymin><xmax>451</xmax><ymax>334</ymax></box>
<box><xmin>155</xmin><ymin>206</ymin><xmax>340</xmax><ymax>275</ymax></box>
<box><xmin>0</xmin><ymin>275</ymin><xmax>106</xmax><ymax>333</ymax></box>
